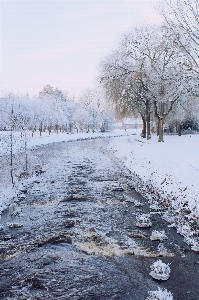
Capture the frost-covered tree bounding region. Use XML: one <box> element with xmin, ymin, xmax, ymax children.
<box><xmin>124</xmin><ymin>25</ymin><xmax>187</xmax><ymax>142</ymax></box>
<box><xmin>38</xmin><ymin>85</ymin><xmax>69</xmax><ymax>134</ymax></box>
<box><xmin>100</xmin><ymin>24</ymin><xmax>187</xmax><ymax>142</ymax></box>
<box><xmin>158</xmin><ymin>1</ymin><xmax>199</xmax><ymax>136</ymax></box>
<box><xmin>0</xmin><ymin>85</ymin><xmax>113</xmax><ymax>137</ymax></box>
<box><xmin>159</xmin><ymin>0</ymin><xmax>199</xmax><ymax>75</ymax></box>
<box><xmin>78</xmin><ymin>87</ymin><xmax>112</xmax><ymax>132</ymax></box>
<box><xmin>99</xmin><ymin>48</ymin><xmax>147</xmax><ymax>135</ymax></box>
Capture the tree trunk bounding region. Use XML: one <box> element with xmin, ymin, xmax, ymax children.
<box><xmin>157</xmin><ymin>120</ymin><xmax>160</xmax><ymax>136</ymax></box>
<box><xmin>39</xmin><ymin>122</ymin><xmax>42</xmax><ymax>136</ymax></box>
<box><xmin>158</xmin><ymin>118</ymin><xmax>164</xmax><ymax>142</ymax></box>
<box><xmin>10</xmin><ymin>126</ymin><xmax>14</xmax><ymax>185</ymax></box>
<box><xmin>69</xmin><ymin>123</ymin><xmax>72</xmax><ymax>133</ymax></box>
<box><xmin>146</xmin><ymin>101</ymin><xmax>151</xmax><ymax>140</ymax></box>
<box><xmin>141</xmin><ymin>116</ymin><xmax>146</xmax><ymax>138</ymax></box>
<box><xmin>55</xmin><ymin>124</ymin><xmax>58</xmax><ymax>134</ymax></box>
<box><xmin>178</xmin><ymin>123</ymin><xmax>181</xmax><ymax>136</ymax></box>
<box><xmin>25</xmin><ymin>133</ymin><xmax>28</xmax><ymax>177</ymax></box>
<box><xmin>147</xmin><ymin>120</ymin><xmax>151</xmax><ymax>140</ymax></box>
<box><xmin>10</xmin><ymin>169</ymin><xmax>14</xmax><ymax>185</ymax></box>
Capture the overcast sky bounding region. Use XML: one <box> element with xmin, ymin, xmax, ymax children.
<box><xmin>0</xmin><ymin>0</ymin><xmax>162</xmax><ymax>96</ymax></box>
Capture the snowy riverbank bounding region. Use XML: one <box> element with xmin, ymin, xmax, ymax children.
<box><xmin>108</xmin><ymin>133</ymin><xmax>199</xmax><ymax>249</ymax></box>
<box><xmin>1</xmin><ymin>129</ymin><xmax>199</xmax><ymax>249</ymax></box>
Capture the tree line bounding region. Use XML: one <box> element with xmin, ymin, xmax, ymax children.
<box><xmin>0</xmin><ymin>85</ymin><xmax>113</xmax><ymax>135</ymax></box>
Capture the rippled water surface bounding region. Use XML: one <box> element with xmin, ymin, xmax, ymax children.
<box><xmin>0</xmin><ymin>139</ymin><xmax>199</xmax><ymax>299</ymax></box>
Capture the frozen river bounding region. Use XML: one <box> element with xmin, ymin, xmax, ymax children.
<box><xmin>0</xmin><ymin>138</ymin><xmax>198</xmax><ymax>299</ymax></box>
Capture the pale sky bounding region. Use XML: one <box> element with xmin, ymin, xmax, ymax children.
<box><xmin>0</xmin><ymin>0</ymin><xmax>162</xmax><ymax>96</ymax></box>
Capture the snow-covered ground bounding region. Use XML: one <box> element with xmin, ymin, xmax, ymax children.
<box><xmin>108</xmin><ymin>133</ymin><xmax>199</xmax><ymax>249</ymax></box>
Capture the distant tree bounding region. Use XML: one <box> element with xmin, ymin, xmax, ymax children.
<box><xmin>78</xmin><ymin>87</ymin><xmax>113</xmax><ymax>133</ymax></box>
<box><xmin>42</xmin><ymin>84</ymin><xmax>54</xmax><ymax>95</ymax></box>
<box><xmin>38</xmin><ymin>85</ymin><xmax>69</xmax><ymax>134</ymax></box>
<box><xmin>53</xmin><ymin>87</ymin><xmax>66</xmax><ymax>102</ymax></box>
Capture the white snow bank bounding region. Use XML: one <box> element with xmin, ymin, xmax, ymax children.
<box><xmin>108</xmin><ymin>134</ymin><xmax>199</xmax><ymax>247</ymax></box>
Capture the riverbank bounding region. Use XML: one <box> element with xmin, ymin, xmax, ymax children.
<box><xmin>108</xmin><ymin>134</ymin><xmax>199</xmax><ymax>249</ymax></box>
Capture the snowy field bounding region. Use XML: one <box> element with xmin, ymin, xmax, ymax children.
<box><xmin>108</xmin><ymin>133</ymin><xmax>199</xmax><ymax>249</ymax></box>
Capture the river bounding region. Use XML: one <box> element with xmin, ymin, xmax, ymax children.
<box><xmin>0</xmin><ymin>138</ymin><xmax>198</xmax><ymax>299</ymax></box>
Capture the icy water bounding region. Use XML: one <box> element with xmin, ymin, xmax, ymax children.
<box><xmin>0</xmin><ymin>138</ymin><xmax>199</xmax><ymax>299</ymax></box>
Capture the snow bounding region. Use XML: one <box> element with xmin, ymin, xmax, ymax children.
<box><xmin>136</xmin><ymin>214</ymin><xmax>152</xmax><ymax>228</ymax></box>
<box><xmin>149</xmin><ymin>260</ymin><xmax>171</xmax><ymax>280</ymax></box>
<box><xmin>146</xmin><ymin>288</ymin><xmax>174</xmax><ymax>300</ymax></box>
<box><xmin>108</xmin><ymin>133</ymin><xmax>199</xmax><ymax>247</ymax></box>
<box><xmin>150</xmin><ymin>230</ymin><xmax>168</xmax><ymax>241</ymax></box>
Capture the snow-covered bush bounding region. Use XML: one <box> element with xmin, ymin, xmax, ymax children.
<box><xmin>136</xmin><ymin>214</ymin><xmax>152</xmax><ymax>227</ymax></box>
<box><xmin>150</xmin><ymin>230</ymin><xmax>168</xmax><ymax>241</ymax></box>
<box><xmin>146</xmin><ymin>288</ymin><xmax>174</xmax><ymax>300</ymax></box>
<box><xmin>149</xmin><ymin>260</ymin><xmax>171</xmax><ymax>280</ymax></box>
<box><xmin>0</xmin><ymin>224</ymin><xmax>3</xmax><ymax>230</ymax></box>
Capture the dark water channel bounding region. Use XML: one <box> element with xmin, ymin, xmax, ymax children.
<box><xmin>0</xmin><ymin>138</ymin><xmax>198</xmax><ymax>299</ymax></box>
